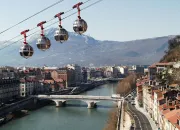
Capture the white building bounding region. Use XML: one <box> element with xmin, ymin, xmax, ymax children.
<box><xmin>119</xmin><ymin>66</ymin><xmax>128</xmax><ymax>75</ymax></box>
<box><xmin>20</xmin><ymin>78</ymin><xmax>34</xmax><ymax>97</ymax></box>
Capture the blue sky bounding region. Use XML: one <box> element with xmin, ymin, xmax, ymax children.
<box><xmin>0</xmin><ymin>0</ymin><xmax>180</xmax><ymax>42</ymax></box>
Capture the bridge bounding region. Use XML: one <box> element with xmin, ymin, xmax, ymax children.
<box><xmin>108</xmin><ymin>78</ymin><xmax>123</xmax><ymax>82</ymax></box>
<box><xmin>36</xmin><ymin>95</ymin><xmax>123</xmax><ymax>108</ymax></box>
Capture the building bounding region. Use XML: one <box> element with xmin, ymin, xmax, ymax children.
<box><xmin>148</xmin><ymin>62</ymin><xmax>175</xmax><ymax>86</ymax></box>
<box><xmin>72</xmin><ymin>64</ymin><xmax>82</xmax><ymax>85</ymax></box>
<box><xmin>51</xmin><ymin>67</ymin><xmax>76</xmax><ymax>88</ymax></box>
<box><xmin>82</xmin><ymin>67</ymin><xmax>90</xmax><ymax>83</ymax></box>
<box><xmin>136</xmin><ymin>81</ymin><xmax>143</xmax><ymax>106</ymax></box>
<box><xmin>142</xmin><ymin>85</ymin><xmax>152</xmax><ymax>114</ymax></box>
<box><xmin>119</xmin><ymin>66</ymin><xmax>128</xmax><ymax>77</ymax></box>
<box><xmin>112</xmin><ymin>66</ymin><xmax>121</xmax><ymax>78</ymax></box>
<box><xmin>90</xmin><ymin>68</ymin><xmax>103</xmax><ymax>78</ymax></box>
<box><xmin>137</xmin><ymin>75</ymin><xmax>180</xmax><ymax>130</ymax></box>
<box><xmin>135</xmin><ymin>65</ymin><xmax>145</xmax><ymax>74</ymax></box>
<box><xmin>156</xmin><ymin>62</ymin><xmax>174</xmax><ymax>73</ymax></box>
<box><xmin>0</xmin><ymin>78</ymin><xmax>20</xmax><ymax>103</ymax></box>
<box><xmin>0</xmin><ymin>66</ymin><xmax>16</xmax><ymax>79</ymax></box>
<box><xmin>19</xmin><ymin>78</ymin><xmax>34</xmax><ymax>97</ymax></box>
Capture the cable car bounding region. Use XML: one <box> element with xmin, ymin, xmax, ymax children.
<box><xmin>19</xmin><ymin>30</ymin><xmax>34</xmax><ymax>59</ymax></box>
<box><xmin>73</xmin><ymin>19</ymin><xmax>87</xmax><ymax>35</ymax></box>
<box><xmin>19</xmin><ymin>44</ymin><xmax>34</xmax><ymax>59</ymax></box>
<box><xmin>73</xmin><ymin>2</ymin><xmax>88</xmax><ymax>35</ymax></box>
<box><xmin>54</xmin><ymin>12</ymin><xmax>69</xmax><ymax>43</ymax></box>
<box><xmin>37</xmin><ymin>36</ymin><xmax>51</xmax><ymax>51</ymax></box>
<box><xmin>36</xmin><ymin>21</ymin><xmax>51</xmax><ymax>51</ymax></box>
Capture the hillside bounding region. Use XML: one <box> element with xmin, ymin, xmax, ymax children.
<box><xmin>0</xmin><ymin>27</ymin><xmax>173</xmax><ymax>67</ymax></box>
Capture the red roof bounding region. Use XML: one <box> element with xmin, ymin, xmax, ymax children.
<box><xmin>136</xmin><ymin>83</ymin><xmax>142</xmax><ymax>87</ymax></box>
<box><xmin>149</xmin><ymin>62</ymin><xmax>174</xmax><ymax>68</ymax></box>
<box><xmin>164</xmin><ymin>109</ymin><xmax>180</xmax><ymax>129</ymax></box>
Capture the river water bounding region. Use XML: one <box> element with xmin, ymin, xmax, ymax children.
<box><xmin>1</xmin><ymin>83</ymin><xmax>118</xmax><ymax>130</ymax></box>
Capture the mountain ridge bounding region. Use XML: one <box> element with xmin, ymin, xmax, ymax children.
<box><xmin>0</xmin><ymin>27</ymin><xmax>173</xmax><ymax>67</ymax></box>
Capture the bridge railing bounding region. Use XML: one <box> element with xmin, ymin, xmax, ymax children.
<box><xmin>37</xmin><ymin>95</ymin><xmax>123</xmax><ymax>101</ymax></box>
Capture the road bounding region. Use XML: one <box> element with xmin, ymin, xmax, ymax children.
<box><xmin>127</xmin><ymin>102</ymin><xmax>152</xmax><ymax>130</ymax></box>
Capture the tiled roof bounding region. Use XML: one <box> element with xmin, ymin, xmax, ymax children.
<box><xmin>164</xmin><ymin>109</ymin><xmax>180</xmax><ymax>129</ymax></box>
<box><xmin>162</xmin><ymin>109</ymin><xmax>170</xmax><ymax>114</ymax></box>
<box><xmin>153</xmin><ymin>90</ymin><xmax>161</xmax><ymax>93</ymax></box>
<box><xmin>136</xmin><ymin>83</ymin><xmax>143</xmax><ymax>87</ymax></box>
<box><xmin>149</xmin><ymin>64</ymin><xmax>156</xmax><ymax>68</ymax></box>
<box><xmin>149</xmin><ymin>62</ymin><xmax>175</xmax><ymax>68</ymax></box>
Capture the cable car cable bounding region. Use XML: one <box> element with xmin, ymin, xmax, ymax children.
<box><xmin>0</xmin><ymin>0</ymin><xmax>92</xmax><ymax>47</ymax></box>
<box><xmin>0</xmin><ymin>0</ymin><xmax>65</xmax><ymax>35</ymax></box>
<box><xmin>0</xmin><ymin>0</ymin><xmax>103</xmax><ymax>52</ymax></box>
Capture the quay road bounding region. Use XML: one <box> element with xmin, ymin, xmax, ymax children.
<box><xmin>127</xmin><ymin>103</ymin><xmax>152</xmax><ymax>130</ymax></box>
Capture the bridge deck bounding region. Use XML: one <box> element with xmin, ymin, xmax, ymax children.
<box><xmin>37</xmin><ymin>95</ymin><xmax>122</xmax><ymax>101</ymax></box>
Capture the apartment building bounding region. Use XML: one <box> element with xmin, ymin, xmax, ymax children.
<box><xmin>0</xmin><ymin>78</ymin><xmax>20</xmax><ymax>103</ymax></box>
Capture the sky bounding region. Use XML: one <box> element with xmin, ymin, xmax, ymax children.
<box><xmin>0</xmin><ymin>0</ymin><xmax>180</xmax><ymax>42</ymax></box>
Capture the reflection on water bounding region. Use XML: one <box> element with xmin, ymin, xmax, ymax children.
<box><xmin>1</xmin><ymin>83</ymin><xmax>118</xmax><ymax>130</ymax></box>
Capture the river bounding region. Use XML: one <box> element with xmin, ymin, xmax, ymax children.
<box><xmin>1</xmin><ymin>83</ymin><xmax>118</xmax><ymax>130</ymax></box>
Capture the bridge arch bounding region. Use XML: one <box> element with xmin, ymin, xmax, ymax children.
<box><xmin>52</xmin><ymin>99</ymin><xmax>100</xmax><ymax>108</ymax></box>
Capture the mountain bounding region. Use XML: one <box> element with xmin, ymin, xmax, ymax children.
<box><xmin>0</xmin><ymin>27</ymin><xmax>172</xmax><ymax>67</ymax></box>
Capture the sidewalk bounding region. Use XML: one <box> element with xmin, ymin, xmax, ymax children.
<box><xmin>123</xmin><ymin>112</ymin><xmax>131</xmax><ymax>130</ymax></box>
<box><xmin>134</xmin><ymin>97</ymin><xmax>158</xmax><ymax>130</ymax></box>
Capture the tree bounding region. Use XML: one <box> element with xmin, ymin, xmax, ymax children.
<box><xmin>168</xmin><ymin>35</ymin><xmax>180</xmax><ymax>50</ymax></box>
<box><xmin>160</xmin><ymin>35</ymin><xmax>180</xmax><ymax>62</ymax></box>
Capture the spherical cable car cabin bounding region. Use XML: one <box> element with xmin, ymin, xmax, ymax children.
<box><xmin>72</xmin><ymin>2</ymin><xmax>88</xmax><ymax>35</ymax></box>
<box><xmin>19</xmin><ymin>30</ymin><xmax>34</xmax><ymax>59</ymax></box>
<box><xmin>36</xmin><ymin>21</ymin><xmax>51</xmax><ymax>51</ymax></box>
<box><xmin>54</xmin><ymin>12</ymin><xmax>69</xmax><ymax>43</ymax></box>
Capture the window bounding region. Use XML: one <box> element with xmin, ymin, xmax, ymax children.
<box><xmin>178</xmin><ymin>119</ymin><xmax>180</xmax><ymax>126</ymax></box>
<box><xmin>22</xmin><ymin>93</ymin><xmax>24</xmax><ymax>96</ymax></box>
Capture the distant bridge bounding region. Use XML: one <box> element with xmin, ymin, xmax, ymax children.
<box><xmin>36</xmin><ymin>95</ymin><xmax>123</xmax><ymax>108</ymax></box>
<box><xmin>108</xmin><ymin>78</ymin><xmax>123</xmax><ymax>82</ymax></box>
